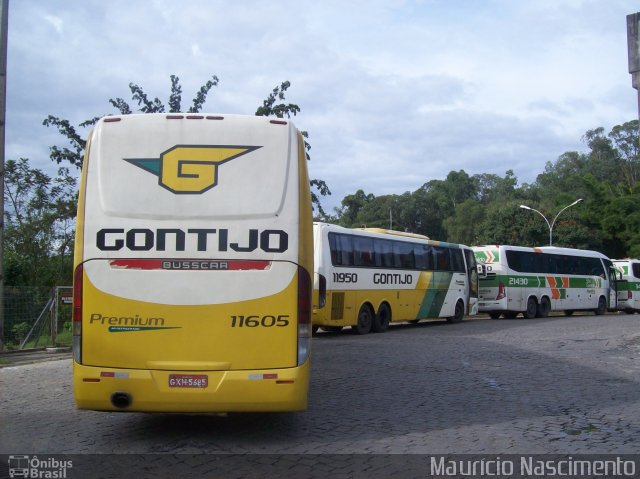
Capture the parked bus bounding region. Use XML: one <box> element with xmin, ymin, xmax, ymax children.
<box><xmin>613</xmin><ymin>259</ymin><xmax>640</xmax><ymax>314</ymax></box>
<box><xmin>473</xmin><ymin>245</ymin><xmax>617</xmax><ymax>318</ymax></box>
<box><xmin>73</xmin><ymin>113</ymin><xmax>313</xmax><ymax>412</ymax></box>
<box><xmin>312</xmin><ymin>223</ymin><xmax>479</xmax><ymax>334</ymax></box>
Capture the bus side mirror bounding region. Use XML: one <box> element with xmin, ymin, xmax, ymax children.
<box><xmin>477</xmin><ymin>264</ymin><xmax>487</xmax><ymax>279</ymax></box>
<box><xmin>318</xmin><ymin>274</ymin><xmax>327</xmax><ymax>308</ymax></box>
<box><xmin>609</xmin><ymin>268</ymin><xmax>623</xmax><ymax>281</ymax></box>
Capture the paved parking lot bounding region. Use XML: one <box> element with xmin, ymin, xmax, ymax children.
<box><xmin>1</xmin><ymin>313</ymin><xmax>639</xmax><ymax>477</ymax></box>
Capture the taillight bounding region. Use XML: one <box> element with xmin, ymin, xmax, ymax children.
<box><xmin>496</xmin><ymin>282</ymin><xmax>506</xmax><ymax>301</ymax></box>
<box><xmin>297</xmin><ymin>266</ymin><xmax>312</xmax><ymax>366</ymax></box>
<box><xmin>628</xmin><ymin>290</ymin><xmax>633</xmax><ymax>300</ymax></box>
<box><xmin>72</xmin><ymin>264</ymin><xmax>83</xmax><ymax>363</ymax></box>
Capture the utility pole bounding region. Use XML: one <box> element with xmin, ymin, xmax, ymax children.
<box><xmin>0</xmin><ymin>0</ymin><xmax>8</xmax><ymax>352</ymax></box>
<box><xmin>628</xmin><ymin>12</ymin><xmax>640</xmax><ymax>122</ymax></box>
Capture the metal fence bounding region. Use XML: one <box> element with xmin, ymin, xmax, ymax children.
<box><xmin>3</xmin><ymin>286</ymin><xmax>72</xmax><ymax>349</ymax></box>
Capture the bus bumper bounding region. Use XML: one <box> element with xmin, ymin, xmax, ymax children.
<box><xmin>477</xmin><ymin>299</ymin><xmax>508</xmax><ymax>312</ymax></box>
<box><xmin>73</xmin><ymin>360</ymin><xmax>310</xmax><ymax>413</ymax></box>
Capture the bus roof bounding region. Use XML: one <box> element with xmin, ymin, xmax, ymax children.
<box><xmin>356</xmin><ymin>227</ymin><xmax>430</xmax><ymax>240</ymax></box>
<box><xmin>473</xmin><ymin>244</ymin><xmax>609</xmax><ymax>259</ymax></box>
<box><xmin>313</xmin><ymin>222</ymin><xmax>473</xmax><ymax>248</ymax></box>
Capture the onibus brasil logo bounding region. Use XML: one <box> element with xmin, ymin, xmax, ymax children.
<box><xmin>8</xmin><ymin>455</ymin><xmax>73</xmax><ymax>478</ymax></box>
<box><xmin>125</xmin><ymin>145</ymin><xmax>262</xmax><ymax>194</ymax></box>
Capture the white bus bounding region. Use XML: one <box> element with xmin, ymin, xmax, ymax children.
<box><xmin>312</xmin><ymin>223</ymin><xmax>479</xmax><ymax>334</ymax></box>
<box><xmin>473</xmin><ymin>245</ymin><xmax>617</xmax><ymax>318</ymax></box>
<box><xmin>613</xmin><ymin>259</ymin><xmax>640</xmax><ymax>314</ymax></box>
<box><xmin>73</xmin><ymin>113</ymin><xmax>313</xmax><ymax>412</ymax></box>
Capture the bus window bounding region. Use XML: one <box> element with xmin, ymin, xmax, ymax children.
<box><xmin>415</xmin><ymin>244</ymin><xmax>434</xmax><ymax>270</ymax></box>
<box><xmin>330</xmin><ymin>233</ymin><xmax>355</xmax><ymax>266</ymax></box>
<box><xmin>433</xmin><ymin>246</ymin><xmax>450</xmax><ymax>271</ymax></box>
<box><xmin>506</xmin><ymin>250</ymin><xmax>521</xmax><ymax>272</ymax></box>
<box><xmin>394</xmin><ymin>241</ymin><xmax>415</xmax><ymax>269</ymax></box>
<box><xmin>353</xmin><ymin>236</ymin><xmax>375</xmax><ymax>267</ymax></box>
<box><xmin>450</xmin><ymin>248</ymin><xmax>465</xmax><ymax>273</ymax></box>
<box><xmin>374</xmin><ymin>238</ymin><xmax>394</xmax><ymax>268</ymax></box>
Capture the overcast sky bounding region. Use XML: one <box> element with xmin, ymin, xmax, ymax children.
<box><xmin>6</xmin><ymin>0</ymin><xmax>639</xmax><ymax>212</ymax></box>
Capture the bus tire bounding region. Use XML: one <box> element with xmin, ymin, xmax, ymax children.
<box><xmin>594</xmin><ymin>296</ymin><xmax>607</xmax><ymax>316</ymax></box>
<box><xmin>372</xmin><ymin>303</ymin><xmax>391</xmax><ymax>333</ymax></box>
<box><xmin>536</xmin><ymin>297</ymin><xmax>551</xmax><ymax>318</ymax></box>
<box><xmin>524</xmin><ymin>297</ymin><xmax>537</xmax><ymax>319</ymax></box>
<box><xmin>489</xmin><ymin>312</ymin><xmax>501</xmax><ymax>319</ymax></box>
<box><xmin>448</xmin><ymin>300</ymin><xmax>465</xmax><ymax>323</ymax></box>
<box><xmin>352</xmin><ymin>304</ymin><xmax>373</xmax><ymax>335</ymax></box>
<box><xmin>312</xmin><ymin>325</ymin><xmax>319</xmax><ymax>335</ymax></box>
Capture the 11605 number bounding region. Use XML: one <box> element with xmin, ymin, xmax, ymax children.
<box><xmin>230</xmin><ymin>315</ymin><xmax>290</xmax><ymax>328</ymax></box>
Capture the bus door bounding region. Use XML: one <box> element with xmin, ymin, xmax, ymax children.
<box><xmin>463</xmin><ymin>248</ymin><xmax>479</xmax><ymax>315</ymax></box>
<box><xmin>608</xmin><ymin>264</ymin><xmax>620</xmax><ymax>309</ymax></box>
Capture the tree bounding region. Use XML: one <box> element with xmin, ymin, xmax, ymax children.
<box><xmin>3</xmin><ymin>158</ymin><xmax>77</xmax><ymax>286</ymax></box>
<box><xmin>44</xmin><ymin>75</ymin><xmax>330</xmax><ymax>213</ymax></box>
<box><xmin>443</xmin><ymin>200</ymin><xmax>486</xmax><ymax>245</ymax></box>
<box><xmin>335</xmin><ymin>189</ymin><xmax>375</xmax><ymax>227</ymax></box>
<box><xmin>608</xmin><ymin>120</ymin><xmax>640</xmax><ymax>192</ymax></box>
<box><xmin>472</xmin><ymin>170</ymin><xmax>518</xmax><ymax>203</ymax></box>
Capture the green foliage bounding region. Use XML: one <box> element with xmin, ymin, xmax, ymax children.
<box><xmin>3</xmin><ymin>158</ymin><xmax>77</xmax><ymax>286</ymax></box>
<box><xmin>188</xmin><ymin>75</ymin><xmax>219</xmax><ymax>113</ymax></box>
<box><xmin>255</xmin><ymin>81</ymin><xmax>300</xmax><ymax>118</ymax></box>
<box><xmin>330</xmin><ymin>121</ymin><xmax>640</xmax><ymax>259</ymax></box>
<box><xmin>443</xmin><ymin>200</ymin><xmax>485</xmax><ymax>245</ymax></box>
<box><xmin>11</xmin><ymin>321</ymin><xmax>29</xmax><ymax>344</ymax></box>
<box><xmin>41</xmin><ymin>116</ymin><xmax>87</xmax><ymax>168</ymax></box>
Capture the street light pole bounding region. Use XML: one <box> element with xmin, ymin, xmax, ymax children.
<box><xmin>627</xmin><ymin>13</ymin><xmax>640</xmax><ymax>122</ymax></box>
<box><xmin>519</xmin><ymin>199</ymin><xmax>583</xmax><ymax>246</ymax></box>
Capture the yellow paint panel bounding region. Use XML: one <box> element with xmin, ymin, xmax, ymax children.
<box><xmin>81</xmin><ymin>267</ymin><xmax>299</xmax><ymax>371</ymax></box>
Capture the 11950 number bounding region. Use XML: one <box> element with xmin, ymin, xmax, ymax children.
<box><xmin>333</xmin><ymin>272</ymin><xmax>358</xmax><ymax>283</ymax></box>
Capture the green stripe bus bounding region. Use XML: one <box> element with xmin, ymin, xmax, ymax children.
<box><xmin>473</xmin><ymin>245</ymin><xmax>618</xmax><ymax>319</ymax></box>
<box><xmin>613</xmin><ymin>259</ymin><xmax>640</xmax><ymax>314</ymax></box>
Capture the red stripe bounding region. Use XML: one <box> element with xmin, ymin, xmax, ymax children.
<box><xmin>109</xmin><ymin>259</ymin><xmax>271</xmax><ymax>271</ymax></box>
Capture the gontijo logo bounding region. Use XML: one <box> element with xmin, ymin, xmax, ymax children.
<box><xmin>125</xmin><ymin>145</ymin><xmax>261</xmax><ymax>194</ymax></box>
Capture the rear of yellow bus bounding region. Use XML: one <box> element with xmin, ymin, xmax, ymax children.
<box><xmin>73</xmin><ymin>114</ymin><xmax>312</xmax><ymax>412</ymax></box>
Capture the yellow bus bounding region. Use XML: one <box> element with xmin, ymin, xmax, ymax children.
<box><xmin>312</xmin><ymin>223</ymin><xmax>479</xmax><ymax>334</ymax></box>
<box><xmin>73</xmin><ymin>113</ymin><xmax>313</xmax><ymax>412</ymax></box>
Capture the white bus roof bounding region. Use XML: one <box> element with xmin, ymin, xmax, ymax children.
<box><xmin>473</xmin><ymin>244</ymin><xmax>609</xmax><ymax>259</ymax></box>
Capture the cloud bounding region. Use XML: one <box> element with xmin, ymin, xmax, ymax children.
<box><xmin>43</xmin><ymin>14</ymin><xmax>63</xmax><ymax>35</ymax></box>
<box><xmin>5</xmin><ymin>0</ymin><xmax>638</xmax><ymax>215</ymax></box>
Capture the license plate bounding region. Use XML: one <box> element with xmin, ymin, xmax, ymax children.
<box><xmin>168</xmin><ymin>374</ymin><xmax>208</xmax><ymax>388</ymax></box>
